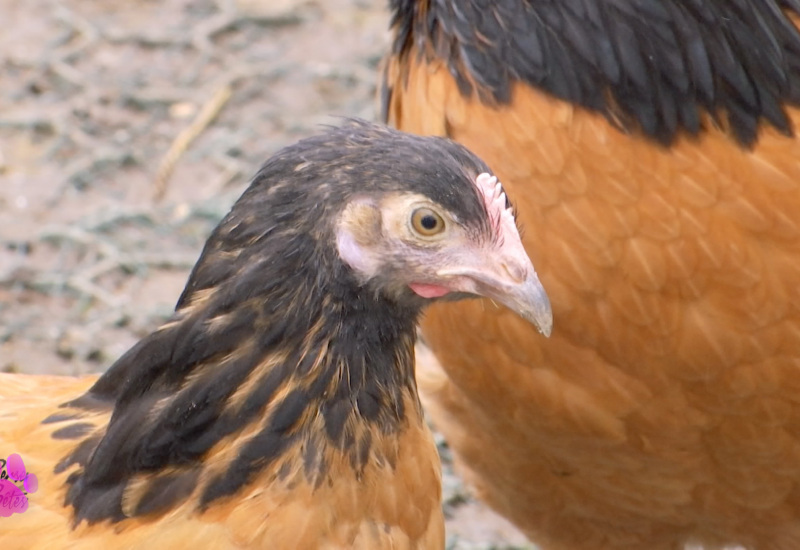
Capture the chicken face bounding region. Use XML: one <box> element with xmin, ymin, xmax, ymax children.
<box><xmin>336</xmin><ymin>172</ymin><xmax>552</xmax><ymax>337</ymax></box>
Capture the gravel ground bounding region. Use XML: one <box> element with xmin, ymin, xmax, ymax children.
<box><xmin>0</xmin><ymin>0</ymin><xmax>534</xmax><ymax>547</ymax></box>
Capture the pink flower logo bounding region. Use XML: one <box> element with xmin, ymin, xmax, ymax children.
<box><xmin>0</xmin><ymin>453</ymin><xmax>38</xmax><ymax>517</ymax></box>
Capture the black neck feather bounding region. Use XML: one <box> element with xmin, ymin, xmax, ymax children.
<box><xmin>388</xmin><ymin>0</ymin><xmax>800</xmax><ymax>146</ymax></box>
<box><xmin>57</xmin><ymin>210</ymin><xmax>421</xmax><ymax>523</ymax></box>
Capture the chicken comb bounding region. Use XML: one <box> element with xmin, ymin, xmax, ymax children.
<box><xmin>475</xmin><ymin>172</ymin><xmax>516</xmax><ymax>241</ymax></box>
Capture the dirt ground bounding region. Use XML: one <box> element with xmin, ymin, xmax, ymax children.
<box><xmin>0</xmin><ymin>0</ymin><xmax>533</xmax><ymax>547</ymax></box>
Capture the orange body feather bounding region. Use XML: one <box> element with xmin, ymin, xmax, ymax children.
<box><xmin>385</xmin><ymin>17</ymin><xmax>800</xmax><ymax>550</ymax></box>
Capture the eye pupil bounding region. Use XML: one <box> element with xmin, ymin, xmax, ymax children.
<box><xmin>421</xmin><ymin>215</ymin><xmax>438</xmax><ymax>230</ymax></box>
<box><xmin>411</xmin><ymin>207</ymin><xmax>445</xmax><ymax>236</ymax></box>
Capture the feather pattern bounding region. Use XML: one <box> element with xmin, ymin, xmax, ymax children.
<box><xmin>387</xmin><ymin>0</ymin><xmax>800</xmax><ymax>145</ymax></box>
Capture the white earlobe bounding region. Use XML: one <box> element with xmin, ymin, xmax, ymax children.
<box><xmin>337</xmin><ymin>227</ymin><xmax>380</xmax><ymax>279</ymax></box>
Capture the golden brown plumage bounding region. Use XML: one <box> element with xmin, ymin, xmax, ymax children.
<box><xmin>0</xmin><ymin>121</ymin><xmax>551</xmax><ymax>549</ymax></box>
<box><xmin>0</xmin><ymin>372</ymin><xmax>442</xmax><ymax>549</ymax></box>
<box><xmin>384</xmin><ymin>2</ymin><xmax>800</xmax><ymax>549</ymax></box>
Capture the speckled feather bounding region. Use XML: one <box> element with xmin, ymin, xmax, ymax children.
<box><xmin>384</xmin><ymin>3</ymin><xmax>800</xmax><ymax>550</ymax></box>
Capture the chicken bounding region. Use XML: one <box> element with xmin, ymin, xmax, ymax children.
<box><xmin>382</xmin><ymin>2</ymin><xmax>800</xmax><ymax>549</ymax></box>
<box><xmin>0</xmin><ymin>121</ymin><xmax>552</xmax><ymax>549</ymax></box>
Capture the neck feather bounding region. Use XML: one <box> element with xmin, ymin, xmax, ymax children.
<box><xmin>55</xmin><ymin>232</ymin><xmax>423</xmax><ymax>523</ymax></box>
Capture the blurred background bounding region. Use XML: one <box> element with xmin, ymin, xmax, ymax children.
<box><xmin>0</xmin><ymin>0</ymin><xmax>533</xmax><ymax>547</ymax></box>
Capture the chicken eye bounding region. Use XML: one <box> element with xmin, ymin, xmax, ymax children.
<box><xmin>411</xmin><ymin>208</ymin><xmax>445</xmax><ymax>236</ymax></box>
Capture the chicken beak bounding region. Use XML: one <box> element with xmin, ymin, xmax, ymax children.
<box><xmin>474</xmin><ymin>264</ymin><xmax>552</xmax><ymax>337</ymax></box>
<box><xmin>438</xmin><ymin>239</ymin><xmax>553</xmax><ymax>337</ymax></box>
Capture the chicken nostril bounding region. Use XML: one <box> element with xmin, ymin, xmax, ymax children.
<box><xmin>501</xmin><ymin>260</ymin><xmax>527</xmax><ymax>283</ymax></box>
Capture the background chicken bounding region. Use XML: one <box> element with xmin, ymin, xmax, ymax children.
<box><xmin>383</xmin><ymin>1</ymin><xmax>800</xmax><ymax>549</ymax></box>
<box><xmin>0</xmin><ymin>121</ymin><xmax>552</xmax><ymax>548</ymax></box>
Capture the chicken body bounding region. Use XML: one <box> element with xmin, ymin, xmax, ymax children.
<box><xmin>0</xmin><ymin>121</ymin><xmax>551</xmax><ymax>549</ymax></box>
<box><xmin>384</xmin><ymin>2</ymin><xmax>800</xmax><ymax>549</ymax></box>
